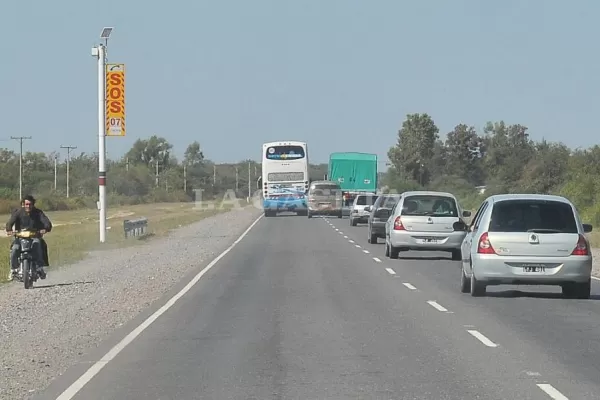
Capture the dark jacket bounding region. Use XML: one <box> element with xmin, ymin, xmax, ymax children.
<box><xmin>6</xmin><ymin>207</ymin><xmax>53</xmax><ymax>232</ymax></box>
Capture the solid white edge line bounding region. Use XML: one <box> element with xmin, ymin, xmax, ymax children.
<box><xmin>427</xmin><ymin>300</ymin><xmax>448</xmax><ymax>312</ymax></box>
<box><xmin>55</xmin><ymin>214</ymin><xmax>264</xmax><ymax>400</ymax></box>
<box><xmin>373</xmin><ymin>257</ymin><xmax>382</xmax><ymax>262</ymax></box>
<box><xmin>402</xmin><ymin>282</ymin><xmax>416</xmax><ymax>290</ymax></box>
<box><xmin>385</xmin><ymin>267</ymin><xmax>396</xmax><ymax>275</ymax></box>
<box><xmin>592</xmin><ymin>276</ymin><xmax>600</xmax><ymax>281</ymax></box>
<box><xmin>536</xmin><ymin>383</ymin><xmax>569</xmax><ymax>399</ymax></box>
<box><xmin>363</xmin><ymin>249</ymin><xmax>369</xmax><ymax>254</ymax></box>
<box><xmin>467</xmin><ymin>329</ymin><xmax>498</xmax><ymax>348</ymax></box>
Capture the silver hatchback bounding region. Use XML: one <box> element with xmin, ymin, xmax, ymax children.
<box><xmin>384</xmin><ymin>191</ymin><xmax>471</xmax><ymax>260</ymax></box>
<box><xmin>456</xmin><ymin>194</ymin><xmax>593</xmax><ymax>299</ymax></box>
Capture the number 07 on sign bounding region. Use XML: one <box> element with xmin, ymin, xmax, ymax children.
<box><xmin>105</xmin><ymin>63</ymin><xmax>126</xmax><ymax>136</ymax></box>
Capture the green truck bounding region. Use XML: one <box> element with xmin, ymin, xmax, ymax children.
<box><xmin>328</xmin><ymin>152</ymin><xmax>378</xmax><ymax>203</ymax></box>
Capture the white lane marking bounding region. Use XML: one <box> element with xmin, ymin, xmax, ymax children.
<box><xmin>349</xmin><ymin>240</ymin><xmax>355</xmax><ymax>243</ymax></box>
<box><xmin>373</xmin><ymin>257</ymin><xmax>382</xmax><ymax>262</ymax></box>
<box><xmin>363</xmin><ymin>249</ymin><xmax>370</xmax><ymax>254</ymax></box>
<box><xmin>334</xmin><ymin>228</ymin><xmax>339</xmax><ymax>231</ymax></box>
<box><xmin>467</xmin><ymin>330</ymin><xmax>498</xmax><ymax>348</ymax></box>
<box><xmin>385</xmin><ymin>267</ymin><xmax>396</xmax><ymax>275</ymax></box>
<box><xmin>343</xmin><ymin>235</ymin><xmax>348</xmax><ymax>239</ymax></box>
<box><xmin>355</xmin><ymin>244</ymin><xmax>361</xmax><ymax>248</ymax></box>
<box><xmin>536</xmin><ymin>384</ymin><xmax>569</xmax><ymax>399</ymax></box>
<box><xmin>427</xmin><ymin>301</ymin><xmax>448</xmax><ymax>312</ymax></box>
<box><xmin>338</xmin><ymin>231</ymin><xmax>343</xmax><ymax>234</ymax></box>
<box><xmin>402</xmin><ymin>282</ymin><xmax>416</xmax><ymax>290</ymax></box>
<box><xmin>55</xmin><ymin>214</ymin><xmax>264</xmax><ymax>400</ymax></box>
<box><xmin>592</xmin><ymin>276</ymin><xmax>600</xmax><ymax>281</ymax></box>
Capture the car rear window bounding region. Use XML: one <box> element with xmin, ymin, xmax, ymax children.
<box><xmin>356</xmin><ymin>195</ymin><xmax>378</xmax><ymax>206</ymax></box>
<box><xmin>310</xmin><ymin>184</ymin><xmax>340</xmax><ymax>196</ymax></box>
<box><xmin>401</xmin><ymin>195</ymin><xmax>458</xmax><ymax>217</ymax></box>
<box><xmin>380</xmin><ymin>195</ymin><xmax>400</xmax><ymax>208</ymax></box>
<box><xmin>489</xmin><ymin>200</ymin><xmax>578</xmax><ymax>233</ymax></box>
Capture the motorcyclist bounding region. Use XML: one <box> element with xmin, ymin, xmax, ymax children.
<box><xmin>5</xmin><ymin>195</ymin><xmax>52</xmax><ymax>281</ymax></box>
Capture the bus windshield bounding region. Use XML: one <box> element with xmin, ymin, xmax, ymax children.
<box><xmin>265</xmin><ymin>145</ymin><xmax>305</xmax><ymax>160</ymax></box>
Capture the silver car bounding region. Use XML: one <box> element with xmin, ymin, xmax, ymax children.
<box><xmin>384</xmin><ymin>191</ymin><xmax>471</xmax><ymax>260</ymax></box>
<box><xmin>350</xmin><ymin>193</ymin><xmax>378</xmax><ymax>226</ymax></box>
<box><xmin>456</xmin><ymin>194</ymin><xmax>593</xmax><ymax>298</ymax></box>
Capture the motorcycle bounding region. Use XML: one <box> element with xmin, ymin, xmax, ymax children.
<box><xmin>12</xmin><ymin>230</ymin><xmax>42</xmax><ymax>289</ymax></box>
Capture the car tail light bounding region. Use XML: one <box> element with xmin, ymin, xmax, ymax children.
<box><xmin>571</xmin><ymin>234</ymin><xmax>589</xmax><ymax>256</ymax></box>
<box><xmin>477</xmin><ymin>232</ymin><xmax>496</xmax><ymax>254</ymax></box>
<box><xmin>393</xmin><ymin>216</ymin><xmax>405</xmax><ymax>230</ymax></box>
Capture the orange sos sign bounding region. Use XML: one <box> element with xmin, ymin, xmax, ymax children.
<box><xmin>105</xmin><ymin>64</ymin><xmax>126</xmax><ymax>136</ymax></box>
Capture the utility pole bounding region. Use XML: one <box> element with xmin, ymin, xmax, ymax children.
<box><xmin>54</xmin><ymin>155</ymin><xmax>58</xmax><ymax>190</ymax></box>
<box><xmin>125</xmin><ymin>157</ymin><xmax>129</xmax><ymax>171</ymax></box>
<box><xmin>60</xmin><ymin>145</ymin><xmax>77</xmax><ymax>198</ymax></box>
<box><xmin>183</xmin><ymin>164</ymin><xmax>187</xmax><ymax>192</ymax></box>
<box><xmin>155</xmin><ymin>159</ymin><xmax>160</xmax><ymax>186</ymax></box>
<box><xmin>92</xmin><ymin>27</ymin><xmax>112</xmax><ymax>243</ymax></box>
<box><xmin>10</xmin><ymin>136</ymin><xmax>32</xmax><ymax>200</ymax></box>
<box><xmin>213</xmin><ymin>165</ymin><xmax>216</xmax><ymax>185</ymax></box>
<box><xmin>235</xmin><ymin>166</ymin><xmax>239</xmax><ymax>192</ymax></box>
<box><xmin>248</xmin><ymin>162</ymin><xmax>251</xmax><ymax>199</ymax></box>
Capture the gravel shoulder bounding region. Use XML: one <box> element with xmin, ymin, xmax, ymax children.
<box><xmin>0</xmin><ymin>205</ymin><xmax>262</xmax><ymax>400</ymax></box>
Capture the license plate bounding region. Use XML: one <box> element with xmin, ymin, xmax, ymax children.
<box><xmin>522</xmin><ymin>264</ymin><xmax>545</xmax><ymax>272</ymax></box>
<box><xmin>418</xmin><ymin>238</ymin><xmax>439</xmax><ymax>244</ymax></box>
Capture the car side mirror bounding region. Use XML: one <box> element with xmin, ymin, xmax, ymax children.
<box><xmin>462</xmin><ymin>210</ymin><xmax>471</xmax><ymax>217</ymax></box>
<box><xmin>453</xmin><ymin>221</ymin><xmax>468</xmax><ymax>231</ymax></box>
<box><xmin>583</xmin><ymin>223</ymin><xmax>593</xmax><ymax>233</ymax></box>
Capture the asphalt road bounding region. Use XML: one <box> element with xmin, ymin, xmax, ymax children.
<box><xmin>36</xmin><ymin>214</ymin><xmax>600</xmax><ymax>399</ymax></box>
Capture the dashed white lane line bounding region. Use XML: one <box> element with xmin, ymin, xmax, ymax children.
<box><xmin>335</xmin><ymin>228</ymin><xmax>339</xmax><ymax>231</ymax></box>
<box><xmin>427</xmin><ymin>300</ymin><xmax>448</xmax><ymax>312</ymax></box>
<box><xmin>343</xmin><ymin>235</ymin><xmax>348</xmax><ymax>239</ymax></box>
<box><xmin>338</xmin><ymin>231</ymin><xmax>343</xmax><ymax>234</ymax></box>
<box><xmin>402</xmin><ymin>282</ymin><xmax>416</xmax><ymax>290</ymax></box>
<box><xmin>467</xmin><ymin>330</ymin><xmax>498</xmax><ymax>348</ymax></box>
<box><xmin>536</xmin><ymin>384</ymin><xmax>569</xmax><ymax>399</ymax></box>
<box><xmin>373</xmin><ymin>257</ymin><xmax>382</xmax><ymax>262</ymax></box>
<box><xmin>385</xmin><ymin>268</ymin><xmax>396</xmax><ymax>275</ymax></box>
<box><xmin>349</xmin><ymin>240</ymin><xmax>355</xmax><ymax>243</ymax></box>
<box><xmin>355</xmin><ymin>244</ymin><xmax>361</xmax><ymax>248</ymax></box>
<box><xmin>363</xmin><ymin>249</ymin><xmax>370</xmax><ymax>254</ymax></box>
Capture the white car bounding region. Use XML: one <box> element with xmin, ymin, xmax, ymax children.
<box><xmin>456</xmin><ymin>193</ymin><xmax>593</xmax><ymax>298</ymax></box>
<box><xmin>384</xmin><ymin>191</ymin><xmax>471</xmax><ymax>260</ymax></box>
<box><xmin>349</xmin><ymin>193</ymin><xmax>378</xmax><ymax>226</ymax></box>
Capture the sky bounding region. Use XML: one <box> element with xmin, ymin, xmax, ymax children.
<box><xmin>1</xmin><ymin>0</ymin><xmax>598</xmax><ymax>164</ymax></box>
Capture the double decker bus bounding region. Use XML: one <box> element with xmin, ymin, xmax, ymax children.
<box><xmin>260</xmin><ymin>141</ymin><xmax>309</xmax><ymax>217</ymax></box>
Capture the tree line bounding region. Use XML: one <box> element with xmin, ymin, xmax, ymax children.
<box><xmin>381</xmin><ymin>113</ymin><xmax>600</xmax><ymax>225</ymax></box>
<box><xmin>0</xmin><ymin>135</ymin><xmax>264</xmax><ymax>213</ymax></box>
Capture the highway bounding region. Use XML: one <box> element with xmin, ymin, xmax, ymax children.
<box><xmin>37</xmin><ymin>214</ymin><xmax>600</xmax><ymax>399</ymax></box>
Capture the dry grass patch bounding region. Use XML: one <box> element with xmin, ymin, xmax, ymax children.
<box><xmin>0</xmin><ymin>201</ymin><xmax>248</xmax><ymax>283</ymax></box>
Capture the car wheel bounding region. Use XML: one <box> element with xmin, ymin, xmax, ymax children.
<box><xmin>470</xmin><ymin>269</ymin><xmax>485</xmax><ymax>297</ymax></box>
<box><xmin>389</xmin><ymin>245</ymin><xmax>399</xmax><ymax>259</ymax></box>
<box><xmin>384</xmin><ymin>241</ymin><xmax>390</xmax><ymax>257</ymax></box>
<box><xmin>562</xmin><ymin>279</ymin><xmax>591</xmax><ymax>299</ymax></box>
<box><xmin>460</xmin><ymin>267</ymin><xmax>470</xmax><ymax>293</ymax></box>
<box><xmin>350</xmin><ymin>218</ymin><xmax>357</xmax><ymax>226</ymax></box>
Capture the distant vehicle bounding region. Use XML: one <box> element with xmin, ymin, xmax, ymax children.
<box><xmin>261</xmin><ymin>141</ymin><xmax>309</xmax><ymax>217</ymax></box>
<box><xmin>349</xmin><ymin>193</ymin><xmax>379</xmax><ymax>226</ymax></box>
<box><xmin>366</xmin><ymin>194</ymin><xmax>401</xmax><ymax>243</ymax></box>
<box><xmin>455</xmin><ymin>194</ymin><xmax>593</xmax><ymax>298</ymax></box>
<box><xmin>384</xmin><ymin>191</ymin><xmax>471</xmax><ymax>260</ymax></box>
<box><xmin>328</xmin><ymin>152</ymin><xmax>378</xmax><ymax>210</ymax></box>
<box><xmin>307</xmin><ymin>181</ymin><xmax>343</xmax><ymax>219</ymax></box>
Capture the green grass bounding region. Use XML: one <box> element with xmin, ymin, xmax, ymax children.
<box><xmin>0</xmin><ymin>200</ymin><xmax>249</xmax><ymax>283</ymax></box>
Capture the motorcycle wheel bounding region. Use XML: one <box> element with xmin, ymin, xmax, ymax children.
<box><xmin>22</xmin><ymin>259</ymin><xmax>32</xmax><ymax>289</ymax></box>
